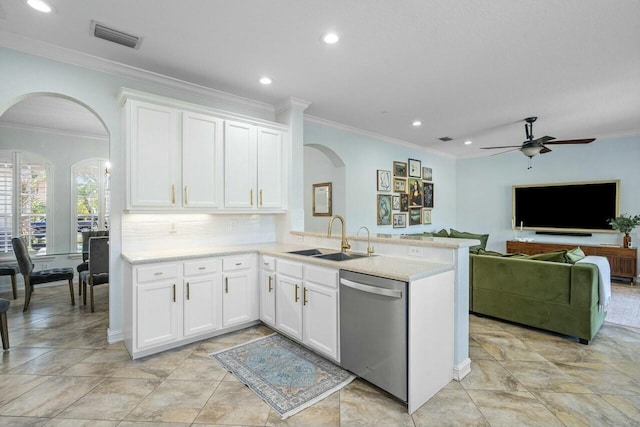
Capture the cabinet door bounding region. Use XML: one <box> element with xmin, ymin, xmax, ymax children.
<box><xmin>222</xmin><ymin>271</ymin><xmax>253</xmax><ymax>327</ymax></box>
<box><xmin>303</xmin><ymin>282</ymin><xmax>338</xmax><ymax>360</ymax></box>
<box><xmin>128</xmin><ymin>101</ymin><xmax>180</xmax><ymax>208</ymax></box>
<box><xmin>182</xmin><ymin>112</ymin><xmax>223</xmax><ymax>208</ymax></box>
<box><xmin>183</xmin><ymin>276</ymin><xmax>221</xmax><ymax>337</ymax></box>
<box><xmin>137</xmin><ymin>280</ymin><xmax>181</xmax><ymax>349</ymax></box>
<box><xmin>275</xmin><ymin>274</ymin><xmax>303</xmax><ymax>340</ymax></box>
<box><xmin>224</xmin><ymin>121</ymin><xmax>257</xmax><ymax>208</ymax></box>
<box><xmin>256</xmin><ymin>127</ymin><xmax>283</xmax><ymax>209</ymax></box>
<box><xmin>260</xmin><ymin>270</ymin><xmax>276</xmax><ymax>327</ymax></box>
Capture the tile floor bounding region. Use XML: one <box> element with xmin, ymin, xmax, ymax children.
<box><xmin>0</xmin><ymin>281</ymin><xmax>639</xmax><ymax>426</ymax></box>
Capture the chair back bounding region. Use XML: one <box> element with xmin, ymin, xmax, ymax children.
<box><xmin>11</xmin><ymin>237</ymin><xmax>34</xmax><ymax>276</ymax></box>
<box><xmin>88</xmin><ymin>236</ymin><xmax>109</xmax><ymax>275</ymax></box>
<box><xmin>81</xmin><ymin>230</ymin><xmax>109</xmax><ymax>262</ymax></box>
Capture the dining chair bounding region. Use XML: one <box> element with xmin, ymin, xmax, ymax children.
<box><xmin>11</xmin><ymin>237</ymin><xmax>75</xmax><ymax>312</ymax></box>
<box><xmin>0</xmin><ymin>298</ymin><xmax>9</xmax><ymax>350</ymax></box>
<box><xmin>76</xmin><ymin>230</ymin><xmax>109</xmax><ymax>296</ymax></box>
<box><xmin>79</xmin><ymin>236</ymin><xmax>109</xmax><ymax>313</ymax></box>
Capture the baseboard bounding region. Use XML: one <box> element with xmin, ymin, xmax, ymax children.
<box><xmin>107</xmin><ymin>328</ymin><xmax>124</xmax><ymax>344</ymax></box>
<box><xmin>453</xmin><ymin>358</ymin><xmax>471</xmax><ymax>381</ymax></box>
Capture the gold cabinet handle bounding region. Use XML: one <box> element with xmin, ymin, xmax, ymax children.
<box><xmin>225</xmin><ymin>277</ymin><xmax>229</xmax><ymax>293</ymax></box>
<box><xmin>303</xmin><ymin>287</ymin><xmax>308</xmax><ymax>306</ymax></box>
<box><xmin>268</xmin><ymin>276</ymin><xmax>273</xmax><ymax>292</ymax></box>
<box><xmin>295</xmin><ymin>284</ymin><xmax>299</xmax><ymax>302</ymax></box>
<box><xmin>186</xmin><ymin>282</ymin><xmax>190</xmax><ymax>300</ymax></box>
<box><xmin>198</xmin><ymin>266</ymin><xmax>206</xmax><ymax>270</ymax></box>
<box><xmin>154</xmin><ymin>272</ymin><xmax>163</xmax><ymax>276</ymax></box>
<box><xmin>260</xmin><ymin>189</ymin><xmax>263</xmax><ymax>206</ymax></box>
<box><xmin>171</xmin><ymin>184</ymin><xmax>176</xmax><ymax>204</ymax></box>
<box><xmin>250</xmin><ymin>189</ymin><xmax>254</xmax><ymax>206</ymax></box>
<box><xmin>184</xmin><ymin>186</ymin><xmax>189</xmax><ymax>205</ymax></box>
<box><xmin>172</xmin><ymin>284</ymin><xmax>176</xmax><ymax>302</ymax></box>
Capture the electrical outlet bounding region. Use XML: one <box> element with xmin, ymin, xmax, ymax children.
<box><xmin>408</xmin><ymin>246</ymin><xmax>424</xmax><ymax>257</ymax></box>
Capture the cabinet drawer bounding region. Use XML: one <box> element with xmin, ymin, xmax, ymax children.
<box><xmin>261</xmin><ymin>255</ymin><xmax>276</xmax><ymax>271</ymax></box>
<box><xmin>277</xmin><ymin>259</ymin><xmax>303</xmax><ymax>279</ymax></box>
<box><xmin>223</xmin><ymin>255</ymin><xmax>253</xmax><ymax>272</ymax></box>
<box><xmin>305</xmin><ymin>265</ymin><xmax>338</xmax><ymax>288</ymax></box>
<box><xmin>184</xmin><ymin>258</ymin><xmax>221</xmax><ymax>277</ymax></box>
<box><xmin>137</xmin><ymin>263</ymin><xmax>178</xmax><ymax>283</ymax></box>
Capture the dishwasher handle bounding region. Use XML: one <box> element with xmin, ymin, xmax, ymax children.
<box><xmin>340</xmin><ymin>278</ymin><xmax>403</xmax><ymax>299</ymax></box>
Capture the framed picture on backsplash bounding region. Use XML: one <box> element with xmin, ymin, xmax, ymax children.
<box><xmin>393</xmin><ymin>161</ymin><xmax>407</xmax><ymax>177</ymax></box>
<box><xmin>422</xmin><ymin>167</ymin><xmax>433</xmax><ymax>181</ymax></box>
<box><xmin>393</xmin><ymin>177</ymin><xmax>407</xmax><ymax>193</ymax></box>
<box><xmin>393</xmin><ymin>213</ymin><xmax>407</xmax><ymax>228</ymax></box>
<box><xmin>400</xmin><ymin>193</ymin><xmax>409</xmax><ymax>212</ymax></box>
<box><xmin>377</xmin><ymin>194</ymin><xmax>392</xmax><ymax>225</ymax></box>
<box><xmin>392</xmin><ymin>195</ymin><xmax>400</xmax><ymax>210</ymax></box>
<box><xmin>377</xmin><ymin>169</ymin><xmax>391</xmax><ymax>192</ymax></box>
<box><xmin>408</xmin><ymin>178</ymin><xmax>423</xmax><ymax>207</ymax></box>
<box><xmin>422</xmin><ymin>208</ymin><xmax>432</xmax><ymax>225</ymax></box>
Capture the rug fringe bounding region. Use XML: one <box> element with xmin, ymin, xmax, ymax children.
<box><xmin>280</xmin><ymin>374</ymin><xmax>356</xmax><ymax>420</ymax></box>
<box><xmin>210</xmin><ymin>332</ymin><xmax>277</xmax><ymax>356</ymax></box>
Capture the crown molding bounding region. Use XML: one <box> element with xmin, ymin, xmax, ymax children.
<box><xmin>0</xmin><ymin>121</ymin><xmax>109</xmax><ymax>141</ymax></box>
<box><xmin>304</xmin><ymin>115</ymin><xmax>456</xmax><ymax>159</ymax></box>
<box><xmin>275</xmin><ymin>97</ymin><xmax>312</xmax><ymax>114</ymax></box>
<box><xmin>0</xmin><ymin>30</ymin><xmax>276</xmax><ymax>117</ymax></box>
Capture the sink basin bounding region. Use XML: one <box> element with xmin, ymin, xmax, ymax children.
<box><xmin>287</xmin><ymin>248</ymin><xmax>324</xmax><ymax>256</ymax></box>
<box><xmin>313</xmin><ymin>252</ymin><xmax>371</xmax><ymax>261</ymax></box>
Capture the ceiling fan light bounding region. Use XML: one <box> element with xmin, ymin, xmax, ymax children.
<box><xmin>521</xmin><ymin>145</ymin><xmax>543</xmax><ymax>157</ymax></box>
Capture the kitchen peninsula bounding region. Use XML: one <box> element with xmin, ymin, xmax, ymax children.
<box><xmin>122</xmin><ymin>233</ymin><xmax>477</xmax><ymax>414</ymax></box>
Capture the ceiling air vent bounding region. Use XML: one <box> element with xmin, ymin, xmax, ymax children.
<box><xmin>438</xmin><ymin>136</ymin><xmax>453</xmax><ymax>142</ymax></box>
<box><xmin>91</xmin><ymin>20</ymin><xmax>142</xmax><ymax>49</ymax></box>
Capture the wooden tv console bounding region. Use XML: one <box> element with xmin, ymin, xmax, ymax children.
<box><xmin>506</xmin><ymin>240</ymin><xmax>637</xmax><ymax>285</ymax></box>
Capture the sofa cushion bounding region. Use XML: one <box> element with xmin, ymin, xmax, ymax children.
<box><xmin>476</xmin><ymin>248</ymin><xmax>528</xmax><ymax>258</ymax></box>
<box><xmin>433</xmin><ymin>229</ymin><xmax>449</xmax><ymax>238</ymax></box>
<box><xmin>566</xmin><ymin>247</ymin><xmax>587</xmax><ymax>264</ymax></box>
<box><xmin>449</xmin><ymin>228</ymin><xmax>489</xmax><ymax>252</ymax></box>
<box><xmin>527</xmin><ymin>250</ymin><xmax>571</xmax><ymax>264</ymax></box>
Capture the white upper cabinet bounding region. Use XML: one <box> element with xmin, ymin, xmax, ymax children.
<box><xmin>182</xmin><ymin>112</ymin><xmax>224</xmax><ymax>208</ymax></box>
<box><xmin>122</xmin><ymin>89</ymin><xmax>287</xmax><ymax>212</ymax></box>
<box><xmin>127</xmin><ymin>100</ymin><xmax>180</xmax><ymax>208</ymax></box>
<box><xmin>225</xmin><ymin>121</ymin><xmax>285</xmax><ymax>210</ymax></box>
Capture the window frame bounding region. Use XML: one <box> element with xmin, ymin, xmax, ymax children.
<box><xmin>71</xmin><ymin>158</ymin><xmax>110</xmax><ymax>252</ymax></box>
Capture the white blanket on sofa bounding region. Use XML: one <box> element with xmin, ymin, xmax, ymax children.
<box><xmin>577</xmin><ymin>255</ymin><xmax>611</xmax><ymax>311</ymax></box>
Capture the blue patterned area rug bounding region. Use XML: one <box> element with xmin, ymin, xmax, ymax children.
<box><xmin>211</xmin><ymin>333</ymin><xmax>355</xmax><ymax>419</ymax></box>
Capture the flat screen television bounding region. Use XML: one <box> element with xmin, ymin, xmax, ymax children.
<box><xmin>512</xmin><ymin>180</ymin><xmax>619</xmax><ymax>233</ymax></box>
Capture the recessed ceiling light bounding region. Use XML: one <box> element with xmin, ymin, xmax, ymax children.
<box><xmin>464</xmin><ymin>140</ymin><xmax>473</xmax><ymax>145</ymax></box>
<box><xmin>27</xmin><ymin>0</ymin><xmax>53</xmax><ymax>13</ymax></box>
<box><xmin>412</xmin><ymin>120</ymin><xmax>422</xmax><ymax>127</ymax></box>
<box><xmin>259</xmin><ymin>77</ymin><xmax>272</xmax><ymax>85</ymax></box>
<box><xmin>322</xmin><ymin>32</ymin><xmax>339</xmax><ymax>44</ymax></box>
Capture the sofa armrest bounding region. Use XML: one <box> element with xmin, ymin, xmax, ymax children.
<box><xmin>570</xmin><ymin>263</ymin><xmax>599</xmax><ymax>309</ymax></box>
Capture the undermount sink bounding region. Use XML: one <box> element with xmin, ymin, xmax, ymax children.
<box><xmin>287</xmin><ymin>248</ymin><xmax>372</xmax><ymax>261</ymax></box>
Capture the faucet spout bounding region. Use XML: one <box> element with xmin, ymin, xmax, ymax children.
<box><xmin>327</xmin><ymin>215</ymin><xmax>351</xmax><ymax>253</ymax></box>
<box><xmin>357</xmin><ymin>226</ymin><xmax>375</xmax><ymax>256</ymax></box>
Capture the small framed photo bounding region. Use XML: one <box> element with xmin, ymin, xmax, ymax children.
<box><xmin>422</xmin><ymin>167</ymin><xmax>433</xmax><ymax>181</ymax></box>
<box><xmin>408</xmin><ymin>178</ymin><xmax>423</xmax><ymax>207</ymax></box>
<box><xmin>409</xmin><ymin>207</ymin><xmax>422</xmax><ymax>226</ymax></box>
<box><xmin>408</xmin><ymin>158</ymin><xmax>422</xmax><ymax>177</ymax></box>
<box><xmin>422</xmin><ymin>208</ymin><xmax>432</xmax><ymax>225</ymax></box>
<box><xmin>393</xmin><ymin>213</ymin><xmax>407</xmax><ymax>228</ymax></box>
<box><xmin>393</xmin><ymin>161</ymin><xmax>407</xmax><ymax>177</ymax></box>
<box><xmin>312</xmin><ymin>182</ymin><xmax>332</xmax><ymax>216</ymax></box>
<box><xmin>423</xmin><ymin>182</ymin><xmax>434</xmax><ymax>208</ymax></box>
<box><xmin>377</xmin><ymin>194</ymin><xmax>392</xmax><ymax>226</ymax></box>
<box><xmin>393</xmin><ymin>177</ymin><xmax>407</xmax><ymax>193</ymax></box>
<box><xmin>400</xmin><ymin>193</ymin><xmax>409</xmax><ymax>212</ymax></box>
<box><xmin>377</xmin><ymin>170</ymin><xmax>391</xmax><ymax>192</ymax></box>
<box><xmin>392</xmin><ymin>195</ymin><xmax>400</xmax><ymax>210</ymax></box>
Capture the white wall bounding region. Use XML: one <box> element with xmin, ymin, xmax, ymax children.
<box><xmin>456</xmin><ymin>136</ymin><xmax>640</xmax><ymax>265</ymax></box>
<box><xmin>0</xmin><ymin>125</ymin><xmax>108</xmax><ymax>253</ymax></box>
<box><xmin>304</xmin><ymin>120</ymin><xmax>457</xmax><ymax>234</ymax></box>
<box><xmin>303</xmin><ymin>145</ymin><xmax>346</xmax><ymax>233</ymax></box>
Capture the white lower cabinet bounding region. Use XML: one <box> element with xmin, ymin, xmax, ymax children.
<box><xmin>259</xmin><ymin>256</ymin><xmax>276</xmax><ymax>327</ymax></box>
<box><xmin>137</xmin><ymin>279</ymin><xmax>182</xmax><ymax>350</ymax></box>
<box><xmin>222</xmin><ymin>254</ymin><xmax>258</xmax><ymax>328</ymax></box>
<box><xmin>183</xmin><ymin>258</ymin><xmax>222</xmax><ymax>337</ymax></box>
<box><xmin>274</xmin><ymin>259</ymin><xmax>339</xmax><ymax>361</ymax></box>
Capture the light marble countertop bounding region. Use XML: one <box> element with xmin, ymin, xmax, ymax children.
<box><xmin>122</xmin><ymin>242</ymin><xmax>453</xmax><ymax>282</ymax></box>
<box><xmin>290</xmin><ymin>230</ymin><xmax>480</xmax><ymax>248</ymax></box>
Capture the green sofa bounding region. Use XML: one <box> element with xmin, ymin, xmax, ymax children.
<box><xmin>469</xmin><ymin>254</ymin><xmax>606</xmax><ymax>344</ymax></box>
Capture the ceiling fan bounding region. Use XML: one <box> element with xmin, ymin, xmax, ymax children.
<box><xmin>481</xmin><ymin>117</ymin><xmax>596</xmax><ymax>167</ymax></box>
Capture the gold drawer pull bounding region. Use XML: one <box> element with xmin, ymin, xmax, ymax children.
<box><xmin>154</xmin><ymin>272</ymin><xmax>163</xmax><ymax>276</ymax></box>
<box><xmin>268</xmin><ymin>276</ymin><xmax>273</xmax><ymax>292</ymax></box>
<box><xmin>184</xmin><ymin>186</ymin><xmax>189</xmax><ymax>205</ymax></box>
<box><xmin>225</xmin><ymin>277</ymin><xmax>229</xmax><ymax>293</ymax></box>
<box><xmin>198</xmin><ymin>266</ymin><xmax>206</xmax><ymax>270</ymax></box>
<box><xmin>186</xmin><ymin>282</ymin><xmax>190</xmax><ymax>300</ymax></box>
<box><xmin>260</xmin><ymin>189</ymin><xmax>263</xmax><ymax>206</ymax></box>
<box><xmin>171</xmin><ymin>184</ymin><xmax>176</xmax><ymax>204</ymax></box>
<box><xmin>295</xmin><ymin>284</ymin><xmax>299</xmax><ymax>302</ymax></box>
<box><xmin>172</xmin><ymin>284</ymin><xmax>176</xmax><ymax>302</ymax></box>
<box><xmin>303</xmin><ymin>287</ymin><xmax>308</xmax><ymax>306</ymax></box>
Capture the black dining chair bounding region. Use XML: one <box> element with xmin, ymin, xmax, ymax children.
<box><xmin>0</xmin><ymin>298</ymin><xmax>9</xmax><ymax>350</ymax></box>
<box><xmin>77</xmin><ymin>230</ymin><xmax>109</xmax><ymax>296</ymax></box>
<box><xmin>79</xmin><ymin>236</ymin><xmax>109</xmax><ymax>313</ymax></box>
<box><xmin>11</xmin><ymin>237</ymin><xmax>75</xmax><ymax>312</ymax></box>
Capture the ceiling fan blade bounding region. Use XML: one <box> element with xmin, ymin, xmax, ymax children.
<box><xmin>532</xmin><ymin>135</ymin><xmax>556</xmax><ymax>144</ymax></box>
<box><xmin>481</xmin><ymin>145</ymin><xmax>525</xmax><ymax>149</ymax></box>
<box><xmin>544</xmin><ymin>138</ymin><xmax>596</xmax><ymax>145</ymax></box>
<box><xmin>490</xmin><ymin>148</ymin><xmax>521</xmax><ymax>156</ymax></box>
<box><xmin>540</xmin><ymin>146</ymin><xmax>552</xmax><ymax>154</ymax></box>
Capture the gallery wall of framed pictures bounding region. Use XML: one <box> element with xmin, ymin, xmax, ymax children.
<box><xmin>377</xmin><ymin>159</ymin><xmax>433</xmax><ymax>228</ymax></box>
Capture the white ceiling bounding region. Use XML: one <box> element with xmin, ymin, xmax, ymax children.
<box><xmin>1</xmin><ymin>0</ymin><xmax>639</xmax><ymax>158</ymax></box>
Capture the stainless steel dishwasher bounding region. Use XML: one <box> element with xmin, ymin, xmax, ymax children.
<box><xmin>339</xmin><ymin>270</ymin><xmax>408</xmax><ymax>402</ymax></box>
